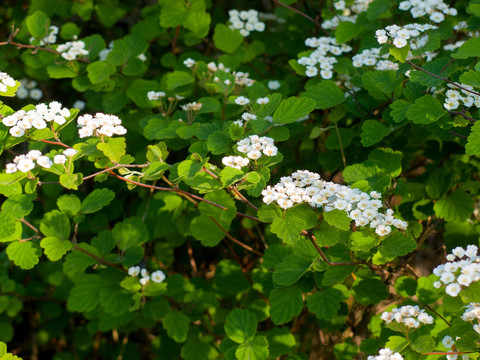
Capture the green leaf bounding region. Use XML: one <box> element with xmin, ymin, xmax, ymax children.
<box><xmin>368</xmin><ymin>147</ymin><xmax>403</xmax><ymax>178</ymax></box>
<box><xmin>367</xmin><ymin>0</ymin><xmax>391</xmax><ymax>19</ymax></box>
<box><xmin>40</xmin><ymin>210</ymin><xmax>70</xmax><ymax>240</ymax></box>
<box><xmin>373</xmin><ymin>233</ymin><xmax>416</xmax><ymax>264</ymax></box>
<box><xmin>350</xmin><ymin>231</ymin><xmax>378</xmax><ymax>253</ymax></box>
<box><xmin>362</xmin><ymin>71</ymin><xmax>401</xmax><ymax>100</ymax></box>
<box><xmin>257</xmin><ymin>204</ymin><xmax>283</xmax><ymax>223</ymax></box>
<box><xmin>390</xmin><ymin>100</ymin><xmax>410</xmax><ymax>123</ymax></box>
<box><xmin>213</xmin><ymin>24</ymin><xmax>243</xmax><ymax>54</ymax></box>
<box><xmin>335</xmin><ymin>21</ymin><xmax>363</xmax><ymax>43</ymax></box>
<box><xmin>416</xmin><ymin>275</ymin><xmax>441</xmax><ymax>304</ymax></box>
<box><xmin>452</xmin><ymin>37</ymin><xmax>480</xmax><ymax>59</ymax></box>
<box><xmin>99</xmin><ymin>278</ymin><xmax>134</xmax><ymax>315</ymax></box>
<box><xmin>303</xmin><ymin>81</ymin><xmax>345</xmax><ymax>110</ymax></box>
<box><xmin>273</xmin><ymin>97</ymin><xmax>316</xmax><ymax>124</ymax></box>
<box><xmin>184</xmin><ymin>11</ymin><xmax>211</xmax><ymax>38</ymax></box>
<box><xmin>59</xmin><ymin>173</ymin><xmax>83</xmax><ymax>190</ymax></box>
<box><xmin>97</xmin><ymin>137</ymin><xmax>126</xmax><ymax>163</ymax></box>
<box><xmin>6</xmin><ymin>241</ymin><xmax>41</xmax><ymax>269</ymax></box>
<box><xmin>269</xmin><ymin>287</ymin><xmax>303</xmax><ymax>325</ymax></box>
<box><xmin>460</xmin><ymin>70</ymin><xmax>480</xmax><ymax>88</ymax></box>
<box><xmin>26</xmin><ymin>10</ymin><xmax>50</xmax><ymax>38</ymax></box>
<box><xmin>273</xmin><ymin>253</ymin><xmax>314</xmax><ymax>286</ymax></box>
<box><xmin>81</xmin><ymin>188</ymin><xmax>115</xmax><ymax>214</ymax></box>
<box><xmin>314</xmin><ymin>223</ymin><xmax>349</xmax><ymax>247</ymax></box>
<box><xmin>57</xmin><ymin>194</ymin><xmax>82</xmax><ymax>216</ymax></box>
<box><xmin>265</xmin><ymin>327</ymin><xmax>296</xmax><ymax>358</ymax></box>
<box><xmin>143</xmin><ymin>162</ymin><xmax>170</xmax><ymax>181</ymax></box>
<box><xmin>40</xmin><ymin>236</ymin><xmax>72</xmax><ymax>261</ymax></box>
<box><xmin>1</xmin><ymin>194</ymin><xmax>34</xmax><ymax>219</ymax></box>
<box><xmin>225</xmin><ymin>308</ymin><xmax>258</xmax><ymax>344</ymax></box>
<box><xmin>181</xmin><ymin>340</ymin><xmax>211</xmax><ymax>360</ymax></box>
<box><xmin>67</xmin><ymin>274</ymin><xmax>102</xmax><ymax>312</ymax></box>
<box><xmin>352</xmin><ymin>277</ymin><xmax>388</xmax><ymax>305</ymax></box>
<box><xmin>307</xmin><ymin>287</ymin><xmax>345</xmax><ymax>320</ymax></box>
<box><xmin>389</xmin><ymin>45</ymin><xmax>409</xmax><ymax>63</ymax></box>
<box><xmin>163</xmin><ymin>311</ymin><xmax>190</xmax><ymax>343</ymax></box>
<box><xmin>177</xmin><ymin>159</ymin><xmax>203</xmax><ymax>179</ymax></box>
<box><xmin>235</xmin><ymin>336</ymin><xmax>269</xmax><ymax>360</ymax></box>
<box><xmin>87</xmin><ymin>61</ymin><xmax>116</xmax><ymax>84</ymax></box>
<box><xmin>166</xmin><ymin>71</ymin><xmax>194</xmax><ymax>90</ymax></box>
<box><xmin>112</xmin><ymin>217</ymin><xmax>149</xmax><ymax>251</ymax></box>
<box><xmin>385</xmin><ymin>336</ymin><xmax>409</xmax><ymax>353</ymax></box>
<box><xmin>411</xmin><ymin>335</ymin><xmax>435</xmax><ymax>353</ymax></box>
<box><xmin>360</xmin><ymin>120</ymin><xmax>390</xmax><ymax>147</ymax></box>
<box><xmin>323</xmin><ymin>210</ymin><xmax>351</xmax><ymax>231</ymax></box>
<box><xmin>47</xmin><ymin>64</ymin><xmax>78</xmax><ymax>79</ymax></box>
<box><xmin>220</xmin><ymin>167</ymin><xmax>245</xmax><ymax>186</ymax></box>
<box><xmin>207</xmin><ymin>131</ymin><xmax>230</xmax><ymax>155</ymax></box>
<box><xmin>394</xmin><ymin>276</ymin><xmax>417</xmax><ymax>297</ymax></box>
<box><xmin>406</xmin><ymin>95</ymin><xmax>445</xmax><ymax>124</ymax></box>
<box><xmin>160</xmin><ymin>1</ymin><xmax>187</xmax><ymax>27</ymax></box>
<box><xmin>190</xmin><ymin>215</ymin><xmax>225</xmax><ymax>246</ymax></box>
<box><xmin>425</xmin><ymin>168</ymin><xmax>452</xmax><ymax>199</ymax></box>
<box><xmin>466</xmin><ymin>121</ymin><xmax>480</xmax><ymax>156</ymax></box>
<box><xmin>434</xmin><ymin>190</ymin><xmax>474</xmax><ymax>222</ymax></box>
<box><xmin>127</xmin><ymin>79</ymin><xmax>159</xmax><ymax>108</ymax></box>
<box><xmin>270</xmin><ymin>216</ymin><xmax>305</xmax><ymax>244</ymax></box>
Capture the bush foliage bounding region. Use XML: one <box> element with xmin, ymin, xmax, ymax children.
<box><xmin>1</xmin><ymin>0</ymin><xmax>480</xmax><ymax>359</ymax></box>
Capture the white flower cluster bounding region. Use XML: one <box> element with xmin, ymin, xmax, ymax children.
<box><xmin>222</xmin><ymin>156</ymin><xmax>250</xmax><ymax>169</ymax></box>
<box><xmin>352</xmin><ymin>48</ymin><xmax>399</xmax><ymax>71</ymax></box>
<box><xmin>268</xmin><ymin>80</ymin><xmax>281</xmax><ymax>90</ymax></box>
<box><xmin>433</xmin><ymin>245</ymin><xmax>480</xmax><ymax>297</ymax></box>
<box><xmin>461</xmin><ymin>303</ymin><xmax>480</xmax><ymax>335</ymax></box>
<box><xmin>30</xmin><ymin>25</ymin><xmax>59</xmax><ymax>45</ymax></box>
<box><xmin>443</xmin><ymin>40</ymin><xmax>465</xmax><ymax>51</ymax></box>
<box><xmin>147</xmin><ymin>91</ymin><xmax>166</xmax><ymax>101</ymax></box>
<box><xmin>56</xmin><ymin>41</ymin><xmax>89</xmax><ymax>60</ymax></box>
<box><xmin>322</xmin><ymin>0</ymin><xmax>373</xmax><ymax>29</ymax></box>
<box><xmin>77</xmin><ymin>113</ymin><xmax>126</xmax><ymax>138</ymax></box>
<box><xmin>232</xmin><ymin>98</ymin><xmax>269</xmax><ymax>127</ymax></box>
<box><xmin>367</xmin><ymin>348</ymin><xmax>403</xmax><ymax>360</ymax></box>
<box><xmin>16</xmin><ymin>79</ymin><xmax>42</xmax><ymax>100</ymax></box>
<box><xmin>261</xmin><ymin>170</ymin><xmax>407</xmax><ymax>235</ymax></box>
<box><xmin>202</xmin><ymin>61</ymin><xmax>255</xmax><ymax>87</ymax></box>
<box><xmin>298</xmin><ymin>37</ymin><xmax>352</xmax><ymax>79</ymax></box>
<box><xmin>53</xmin><ymin>148</ymin><xmax>78</xmax><ymax>165</ymax></box>
<box><xmin>376</xmin><ymin>24</ymin><xmax>438</xmax><ymax>48</ymax></box>
<box><xmin>183</xmin><ymin>58</ymin><xmax>196</xmax><ymax>68</ymax></box>
<box><xmin>0</xmin><ymin>72</ymin><xmax>17</xmax><ymax>93</ymax></box>
<box><xmin>5</xmin><ymin>150</ymin><xmax>52</xmax><ymax>173</ymax></box>
<box><xmin>398</xmin><ymin>0</ymin><xmax>457</xmax><ymax>23</ymax></box>
<box><xmin>180</xmin><ymin>102</ymin><xmax>202</xmax><ymax>111</ymax></box>
<box><xmin>98</xmin><ymin>42</ymin><xmax>113</xmax><ymax>61</ymax></box>
<box><xmin>128</xmin><ymin>266</ymin><xmax>166</xmax><ymax>286</ymax></box>
<box><xmin>443</xmin><ymin>86</ymin><xmax>480</xmax><ymax>110</ymax></box>
<box><xmin>228</xmin><ymin>9</ymin><xmax>265</xmax><ymax>37</ymax></box>
<box><xmin>3</xmin><ymin>102</ymin><xmax>71</xmax><ymax>138</ymax></box>
<box><xmin>380</xmin><ymin>305</ymin><xmax>434</xmax><ymax>328</ymax></box>
<box><xmin>441</xmin><ymin>336</ymin><xmax>469</xmax><ymax>360</ymax></box>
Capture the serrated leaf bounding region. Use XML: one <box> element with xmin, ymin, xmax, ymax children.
<box><xmin>257</xmin><ymin>204</ymin><xmax>283</xmax><ymax>223</ymax></box>
<box><xmin>6</xmin><ymin>241</ymin><xmax>41</xmax><ymax>270</ymax></box>
<box><xmin>160</xmin><ymin>1</ymin><xmax>187</xmax><ymax>27</ymax></box>
<box><xmin>181</xmin><ymin>340</ymin><xmax>211</xmax><ymax>360</ymax></box>
<box><xmin>323</xmin><ymin>209</ymin><xmax>351</xmax><ymax>231</ymax></box>
<box><xmin>270</xmin><ymin>216</ymin><xmax>305</xmax><ymax>244</ymax></box>
<box><xmin>177</xmin><ymin>159</ymin><xmax>203</xmax><ymax>179</ymax></box>
<box><xmin>352</xmin><ymin>277</ymin><xmax>388</xmax><ymax>305</ymax></box>
<box><xmin>235</xmin><ymin>336</ymin><xmax>269</xmax><ymax>360</ymax></box>
<box><xmin>390</xmin><ymin>100</ymin><xmax>411</xmax><ymax>123</ymax></box>
<box><xmin>213</xmin><ymin>24</ymin><xmax>243</xmax><ymax>54</ymax></box>
<box><xmin>97</xmin><ymin>137</ymin><xmax>126</xmax><ymax>163</ymax></box>
<box><xmin>40</xmin><ymin>210</ymin><xmax>70</xmax><ymax>240</ymax></box>
<box><xmin>434</xmin><ymin>190</ymin><xmax>474</xmax><ymax>222</ymax></box>
<box><xmin>207</xmin><ymin>131</ymin><xmax>230</xmax><ymax>154</ymax></box>
<box><xmin>112</xmin><ymin>217</ymin><xmax>149</xmax><ymax>251</ymax></box>
<box><xmin>425</xmin><ymin>168</ymin><xmax>452</xmax><ymax>199</ymax></box>
<box><xmin>368</xmin><ymin>147</ymin><xmax>403</xmax><ymax>178</ymax></box>
<box><xmin>411</xmin><ymin>335</ymin><xmax>435</xmax><ymax>353</ymax></box>
<box><xmin>220</xmin><ymin>167</ymin><xmax>245</xmax><ymax>186</ymax></box>
<box><xmin>307</xmin><ymin>287</ymin><xmax>344</xmax><ymax>320</ymax></box>
<box><xmin>335</xmin><ymin>21</ymin><xmax>363</xmax><ymax>43</ymax></box>
<box><xmin>269</xmin><ymin>287</ymin><xmax>303</xmax><ymax>325</ymax></box>
<box><xmin>59</xmin><ymin>173</ymin><xmax>83</xmax><ymax>190</ymax></box>
<box><xmin>1</xmin><ymin>194</ymin><xmax>34</xmax><ymax>219</ymax></box>
<box><xmin>67</xmin><ymin>274</ymin><xmax>102</xmax><ymax>312</ymax></box>
<box><xmin>163</xmin><ymin>311</ymin><xmax>190</xmax><ymax>343</ymax></box>
<box><xmin>184</xmin><ymin>10</ymin><xmax>211</xmax><ymax>38</ymax></box>
<box><xmin>40</xmin><ymin>236</ymin><xmax>72</xmax><ymax>261</ymax></box>
<box><xmin>416</xmin><ymin>275</ymin><xmax>441</xmax><ymax>304</ymax></box>
<box><xmin>350</xmin><ymin>231</ymin><xmax>378</xmax><ymax>253</ymax></box>
<box><xmin>452</xmin><ymin>37</ymin><xmax>480</xmax><ymax>59</ymax></box>
<box><xmin>460</xmin><ymin>70</ymin><xmax>480</xmax><ymax>88</ymax></box>
<box><xmin>190</xmin><ymin>214</ymin><xmax>225</xmax><ymax>246</ymax></box>
<box><xmin>166</xmin><ymin>71</ymin><xmax>194</xmax><ymax>90</ymax></box>
<box><xmin>57</xmin><ymin>194</ymin><xmax>81</xmax><ymax>216</ymax></box>
<box><xmin>26</xmin><ymin>11</ymin><xmax>50</xmax><ymax>38</ymax></box>
<box><xmin>127</xmin><ymin>79</ymin><xmax>159</xmax><ymax>108</ymax></box>
<box><xmin>273</xmin><ymin>97</ymin><xmax>315</xmax><ymax>124</ymax></box>
<box><xmin>273</xmin><ymin>253</ymin><xmax>314</xmax><ymax>286</ymax></box>
<box><xmin>406</xmin><ymin>94</ymin><xmax>444</xmax><ymax>124</ymax></box>
<box><xmin>303</xmin><ymin>81</ymin><xmax>345</xmax><ymax>110</ymax></box>
<box><xmin>394</xmin><ymin>276</ymin><xmax>417</xmax><ymax>298</ymax></box>
<box><xmin>373</xmin><ymin>233</ymin><xmax>416</xmax><ymax>264</ymax></box>
<box><xmin>225</xmin><ymin>308</ymin><xmax>258</xmax><ymax>344</ymax></box>
<box><xmin>385</xmin><ymin>336</ymin><xmax>409</xmax><ymax>353</ymax></box>
<box><xmin>87</xmin><ymin>61</ymin><xmax>116</xmax><ymax>84</ymax></box>
<box><xmin>81</xmin><ymin>188</ymin><xmax>115</xmax><ymax>214</ymax></box>
<box><xmin>466</xmin><ymin>121</ymin><xmax>480</xmax><ymax>156</ymax></box>
<box><xmin>361</xmin><ymin>120</ymin><xmax>390</xmax><ymax>147</ymax></box>
<box><xmin>143</xmin><ymin>162</ymin><xmax>170</xmax><ymax>181</ymax></box>
<box><xmin>389</xmin><ymin>45</ymin><xmax>409</xmax><ymax>63</ymax></box>
<box><xmin>367</xmin><ymin>0</ymin><xmax>391</xmax><ymax>19</ymax></box>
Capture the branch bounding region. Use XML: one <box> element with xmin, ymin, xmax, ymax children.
<box><xmin>272</xmin><ymin>0</ymin><xmax>330</xmax><ymax>36</ymax></box>
<box><xmin>73</xmin><ymin>245</ymin><xmax>126</xmax><ymax>272</ymax></box>
<box><xmin>406</xmin><ymin>60</ymin><xmax>480</xmax><ymax>97</ymax></box>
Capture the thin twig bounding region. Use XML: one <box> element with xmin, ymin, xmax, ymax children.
<box><xmin>73</xmin><ymin>245</ymin><xmax>126</xmax><ymax>272</ymax></box>
<box><xmin>272</xmin><ymin>0</ymin><xmax>330</xmax><ymax>36</ymax></box>
<box><xmin>19</xmin><ymin>218</ymin><xmax>40</xmax><ymax>233</ymax></box>
<box><xmin>209</xmin><ymin>217</ymin><xmax>263</xmax><ymax>256</ymax></box>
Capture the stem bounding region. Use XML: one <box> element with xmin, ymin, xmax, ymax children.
<box><xmin>82</xmin><ymin>163</ymin><xmax>149</xmax><ymax>181</ymax></box>
<box><xmin>209</xmin><ymin>217</ymin><xmax>263</xmax><ymax>256</ymax></box>
<box><xmin>335</xmin><ymin>122</ymin><xmax>347</xmax><ymax>168</ymax></box>
<box><xmin>19</xmin><ymin>218</ymin><xmax>40</xmax><ymax>234</ymax></box>
<box><xmin>39</xmin><ymin>139</ymin><xmax>70</xmax><ymax>148</ymax></box>
<box><xmin>73</xmin><ymin>245</ymin><xmax>126</xmax><ymax>272</ymax></box>
<box><xmin>272</xmin><ymin>0</ymin><xmax>330</xmax><ymax>36</ymax></box>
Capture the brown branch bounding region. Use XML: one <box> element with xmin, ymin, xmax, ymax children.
<box><xmin>73</xmin><ymin>245</ymin><xmax>126</xmax><ymax>272</ymax></box>
<box><xmin>449</xmin><ymin>111</ymin><xmax>477</xmax><ymax>123</ymax></box>
<box><xmin>406</xmin><ymin>60</ymin><xmax>480</xmax><ymax>97</ymax></box>
<box><xmin>272</xmin><ymin>0</ymin><xmax>330</xmax><ymax>36</ymax></box>
<box><xmin>19</xmin><ymin>218</ymin><xmax>40</xmax><ymax>234</ymax></box>
<box><xmin>82</xmin><ymin>163</ymin><xmax>149</xmax><ymax>181</ymax></box>
<box><xmin>39</xmin><ymin>139</ymin><xmax>70</xmax><ymax>148</ymax></box>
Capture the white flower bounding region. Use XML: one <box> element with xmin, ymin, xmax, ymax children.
<box><xmin>128</xmin><ymin>266</ymin><xmax>141</xmax><ymax>277</ymax></box>
<box><xmin>442</xmin><ymin>335</ymin><xmax>454</xmax><ymax>348</ymax></box>
<box><xmin>73</xmin><ymin>100</ymin><xmax>86</xmax><ymax>110</ymax></box>
<box><xmin>235</xmin><ymin>96</ymin><xmax>250</xmax><ymax>105</ymax></box>
<box><xmin>393</xmin><ymin>37</ymin><xmax>408</xmax><ymax>48</ymax></box>
<box><xmin>5</xmin><ymin>163</ymin><xmax>17</xmax><ymax>173</ymax></box>
<box><xmin>36</xmin><ymin>155</ymin><xmax>52</xmax><ymax>168</ymax></box>
<box><xmin>29</xmin><ymin>89</ymin><xmax>43</xmax><ymax>100</ymax></box>
<box><xmin>183</xmin><ymin>58</ymin><xmax>196</xmax><ymax>68</ymax></box>
<box><xmin>256</xmin><ymin>97</ymin><xmax>269</xmax><ymax>105</ymax></box>
<box><xmin>268</xmin><ymin>80</ymin><xmax>281</xmax><ymax>90</ymax></box>
<box><xmin>17</xmin><ymin>158</ymin><xmax>35</xmax><ymax>172</ymax></box>
<box><xmin>63</xmin><ymin>148</ymin><xmax>77</xmax><ymax>157</ymax></box>
<box><xmin>9</xmin><ymin>126</ymin><xmax>25</xmax><ymax>137</ymax></box>
<box><xmin>140</xmin><ymin>276</ymin><xmax>150</xmax><ymax>285</ymax></box>
<box><xmin>54</xmin><ymin>155</ymin><xmax>67</xmax><ymax>164</ymax></box>
<box><xmin>446</xmin><ymin>282</ymin><xmax>461</xmax><ymax>297</ymax></box>
<box><xmin>151</xmin><ymin>270</ymin><xmax>166</xmax><ymax>283</ymax></box>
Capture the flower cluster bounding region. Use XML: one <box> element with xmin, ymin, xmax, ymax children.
<box><xmin>398</xmin><ymin>0</ymin><xmax>457</xmax><ymax>23</ymax></box>
<box><xmin>183</xmin><ymin>58</ymin><xmax>196</xmax><ymax>68</ymax></box>
<box><xmin>352</xmin><ymin>48</ymin><xmax>399</xmax><ymax>71</ymax></box>
<box><xmin>228</xmin><ymin>9</ymin><xmax>265</xmax><ymax>37</ymax></box>
<box><xmin>433</xmin><ymin>245</ymin><xmax>480</xmax><ymax>297</ymax></box>
<box><xmin>30</xmin><ymin>25</ymin><xmax>59</xmax><ymax>45</ymax></box>
<box><xmin>53</xmin><ymin>148</ymin><xmax>78</xmax><ymax>165</ymax></box>
<box><xmin>16</xmin><ymin>79</ymin><xmax>42</xmax><ymax>100</ymax></box>
<box><xmin>128</xmin><ymin>266</ymin><xmax>166</xmax><ymax>286</ymax></box>
<box><xmin>3</xmin><ymin>102</ymin><xmax>71</xmax><ymax>138</ymax></box>
<box><xmin>298</xmin><ymin>37</ymin><xmax>352</xmax><ymax>78</ymax></box>
<box><xmin>461</xmin><ymin>303</ymin><xmax>480</xmax><ymax>335</ymax></box>
<box><xmin>380</xmin><ymin>305</ymin><xmax>434</xmax><ymax>328</ymax></box>
<box><xmin>376</xmin><ymin>24</ymin><xmax>438</xmax><ymax>48</ymax></box>
<box><xmin>147</xmin><ymin>91</ymin><xmax>166</xmax><ymax>101</ymax></box>
<box><xmin>441</xmin><ymin>336</ymin><xmax>469</xmax><ymax>360</ymax></box>
<box><xmin>367</xmin><ymin>348</ymin><xmax>403</xmax><ymax>360</ymax></box>
<box><xmin>0</xmin><ymin>72</ymin><xmax>17</xmax><ymax>93</ymax></box>
<box><xmin>443</xmin><ymin>86</ymin><xmax>480</xmax><ymax>110</ymax></box>
<box><xmin>237</xmin><ymin>135</ymin><xmax>278</xmax><ymax>159</ymax></box>
<box><xmin>261</xmin><ymin>170</ymin><xmax>407</xmax><ymax>235</ymax></box>
<box><xmin>77</xmin><ymin>113</ymin><xmax>126</xmax><ymax>138</ymax></box>
<box><xmin>321</xmin><ymin>0</ymin><xmax>373</xmax><ymax>30</ymax></box>
<box><xmin>221</xmin><ymin>156</ymin><xmax>250</xmax><ymax>169</ymax></box>
<box><xmin>6</xmin><ymin>150</ymin><xmax>53</xmax><ymax>173</ymax></box>
<box><xmin>56</xmin><ymin>41</ymin><xmax>89</xmax><ymax>60</ymax></box>
<box><xmin>180</xmin><ymin>102</ymin><xmax>202</xmax><ymax>111</ymax></box>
